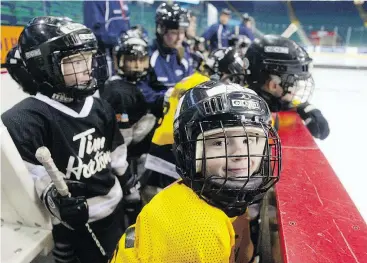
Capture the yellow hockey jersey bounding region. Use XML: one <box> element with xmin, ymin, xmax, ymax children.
<box><xmin>145</xmin><ymin>72</ymin><xmax>210</xmax><ymax>178</ymax></box>
<box><xmin>110</xmin><ymin>181</ymin><xmax>253</xmax><ymax>263</ymax></box>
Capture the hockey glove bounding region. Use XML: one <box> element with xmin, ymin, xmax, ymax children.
<box><xmin>297</xmin><ymin>102</ymin><xmax>330</xmax><ymax>140</ymax></box>
<box><xmin>43</xmin><ymin>182</ymin><xmax>89</xmax><ymax>229</ymax></box>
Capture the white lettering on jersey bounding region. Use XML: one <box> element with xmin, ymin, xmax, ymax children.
<box><xmin>65</xmin><ymin>128</ymin><xmax>111</xmax><ymax>180</ymax></box>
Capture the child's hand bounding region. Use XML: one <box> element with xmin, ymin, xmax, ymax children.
<box><xmin>43</xmin><ymin>182</ymin><xmax>89</xmax><ymax>229</ymax></box>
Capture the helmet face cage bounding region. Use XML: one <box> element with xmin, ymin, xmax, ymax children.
<box><xmin>117</xmin><ymin>54</ymin><xmax>149</xmax><ymax>81</ymax></box>
<box><xmin>177</xmin><ymin>118</ymin><xmax>281</xmax><ymax>216</ymax></box>
<box><xmin>265</xmin><ymin>60</ymin><xmax>315</xmax><ymax>106</ymax></box>
<box><xmin>174</xmin><ymin>86</ymin><xmax>282</xmax><ymax>216</ymax></box>
<box><xmin>50</xmin><ymin>47</ymin><xmax>106</xmax><ymax>99</ymax></box>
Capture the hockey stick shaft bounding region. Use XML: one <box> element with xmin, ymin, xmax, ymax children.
<box><xmin>36</xmin><ymin>146</ymin><xmax>70</xmax><ymax>196</ymax></box>
<box><xmin>281</xmin><ymin>23</ymin><xmax>298</xmax><ymax>38</ymax></box>
<box><xmin>35</xmin><ymin>146</ymin><xmax>107</xmax><ymax>256</ymax></box>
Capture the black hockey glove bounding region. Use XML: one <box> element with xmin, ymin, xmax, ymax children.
<box><xmin>297</xmin><ymin>102</ymin><xmax>330</xmax><ymax>140</ymax></box>
<box><xmin>43</xmin><ymin>182</ymin><xmax>89</xmax><ymax>229</ymax></box>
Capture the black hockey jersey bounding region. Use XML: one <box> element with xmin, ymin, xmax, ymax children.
<box><xmin>102</xmin><ymin>76</ymin><xmax>148</xmax><ymax>129</ymax></box>
<box><xmin>102</xmin><ymin>76</ymin><xmax>155</xmax><ymax>158</ymax></box>
<box><xmin>1</xmin><ymin>93</ymin><xmax>128</xmax><ymax>222</ymax></box>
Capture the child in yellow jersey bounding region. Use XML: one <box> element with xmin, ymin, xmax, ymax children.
<box><xmin>110</xmin><ymin>81</ymin><xmax>282</xmax><ymax>263</ymax></box>
<box><xmin>143</xmin><ymin>46</ymin><xmax>250</xmax><ymax>203</ymax></box>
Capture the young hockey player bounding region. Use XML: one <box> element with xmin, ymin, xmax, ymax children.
<box><xmin>2</xmin><ymin>17</ymin><xmax>128</xmax><ymax>263</ymax></box>
<box><xmin>103</xmin><ymin>29</ymin><xmax>154</xmax><ymax>157</ymax></box>
<box><xmin>245</xmin><ymin>35</ymin><xmax>330</xmax><ymax>140</ymax></box>
<box><xmin>110</xmin><ymin>81</ymin><xmax>282</xmax><ymax>263</ymax></box>
<box><xmin>143</xmin><ymin>47</ymin><xmax>249</xmax><ymax>202</ymax></box>
<box><xmin>139</xmin><ymin>2</ymin><xmax>194</xmax><ymax>118</ymax></box>
<box><xmin>101</xmin><ymin>29</ymin><xmax>156</xmax><ymax>224</ymax></box>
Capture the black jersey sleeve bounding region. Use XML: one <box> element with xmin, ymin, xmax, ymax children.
<box><xmin>102</xmin><ymin>79</ymin><xmax>132</xmax><ymax>130</ymax></box>
<box><xmin>97</xmin><ymin>98</ymin><xmax>128</xmax><ymax>176</ymax></box>
<box><xmin>1</xmin><ymin>98</ymin><xmax>49</xmax><ymax>165</ymax></box>
<box><xmin>1</xmin><ymin>98</ymin><xmax>53</xmax><ymax>197</ymax></box>
<box><xmin>102</xmin><ymin>78</ymin><xmax>148</xmax><ymax>129</ymax></box>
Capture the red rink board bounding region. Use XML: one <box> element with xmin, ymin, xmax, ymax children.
<box><xmin>275</xmin><ymin>112</ymin><xmax>367</xmax><ymax>263</ymax></box>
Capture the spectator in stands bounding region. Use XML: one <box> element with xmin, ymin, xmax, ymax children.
<box><xmin>201</xmin><ymin>8</ymin><xmax>232</xmax><ymax>51</ymax></box>
<box><xmin>83</xmin><ymin>0</ymin><xmax>130</xmax><ymax>76</ymax></box>
<box><xmin>139</xmin><ymin>2</ymin><xmax>194</xmax><ymax>118</ymax></box>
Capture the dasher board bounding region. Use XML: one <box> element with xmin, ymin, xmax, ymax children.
<box><xmin>275</xmin><ymin>112</ymin><xmax>367</xmax><ymax>263</ymax></box>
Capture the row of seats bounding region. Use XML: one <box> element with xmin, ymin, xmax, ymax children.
<box><xmin>1</xmin><ymin>1</ymin><xmax>366</xmax><ymax>47</ymax></box>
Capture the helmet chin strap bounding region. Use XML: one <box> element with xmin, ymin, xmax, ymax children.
<box><xmin>51</xmin><ymin>92</ymin><xmax>74</xmax><ymax>103</ymax></box>
<box><xmin>39</xmin><ymin>78</ymin><xmax>96</xmax><ymax>103</ymax></box>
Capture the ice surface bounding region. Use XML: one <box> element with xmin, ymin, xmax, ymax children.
<box><xmin>311</xmin><ymin>68</ymin><xmax>367</xmax><ymax>222</ymax></box>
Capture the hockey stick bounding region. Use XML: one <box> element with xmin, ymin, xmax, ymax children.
<box><xmin>35</xmin><ymin>146</ymin><xmax>107</xmax><ymax>257</ymax></box>
<box><xmin>281</xmin><ymin>23</ymin><xmax>298</xmax><ymax>39</ymax></box>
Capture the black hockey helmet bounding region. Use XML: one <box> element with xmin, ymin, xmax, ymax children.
<box><xmin>173</xmin><ymin>81</ymin><xmax>281</xmax><ymax>217</ymax></box>
<box><xmin>204</xmin><ymin>47</ymin><xmax>249</xmax><ymax>85</ymax></box>
<box><xmin>155</xmin><ymin>2</ymin><xmax>189</xmax><ymax>36</ymax></box>
<box><xmin>5</xmin><ymin>45</ymin><xmax>38</xmax><ymax>95</ymax></box>
<box><xmin>245</xmin><ymin>35</ymin><xmax>314</xmax><ymax>111</ymax></box>
<box><xmin>18</xmin><ymin>16</ymin><xmax>107</xmax><ymax>101</ymax></box>
<box><xmin>114</xmin><ymin>29</ymin><xmax>149</xmax><ymax>82</ymax></box>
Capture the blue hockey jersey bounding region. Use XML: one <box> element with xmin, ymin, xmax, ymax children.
<box><xmin>202</xmin><ymin>23</ymin><xmax>231</xmax><ymax>50</ymax></box>
<box><xmin>83</xmin><ymin>0</ymin><xmax>130</xmax><ymax>47</ymax></box>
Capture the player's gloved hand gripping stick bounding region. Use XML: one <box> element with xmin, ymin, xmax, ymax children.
<box><xmin>35</xmin><ymin>146</ymin><xmax>107</xmax><ymax>257</ymax></box>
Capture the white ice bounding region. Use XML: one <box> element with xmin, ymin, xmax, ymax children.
<box><xmin>311</xmin><ymin>68</ymin><xmax>367</xmax><ymax>222</ymax></box>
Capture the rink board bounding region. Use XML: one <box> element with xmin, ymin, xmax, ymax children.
<box><xmin>276</xmin><ymin>112</ymin><xmax>367</xmax><ymax>263</ymax></box>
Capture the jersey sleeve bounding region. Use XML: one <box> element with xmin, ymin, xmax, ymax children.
<box><xmin>1</xmin><ymin>102</ymin><xmax>52</xmax><ymax>197</ymax></box>
<box><xmin>2</xmin><ymin>107</ymin><xmax>47</xmax><ymax>164</ymax></box>
<box><xmin>99</xmin><ymin>98</ymin><xmax>128</xmax><ymax>176</ymax></box>
<box><xmin>102</xmin><ymin>80</ymin><xmax>132</xmax><ymax>130</ymax></box>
